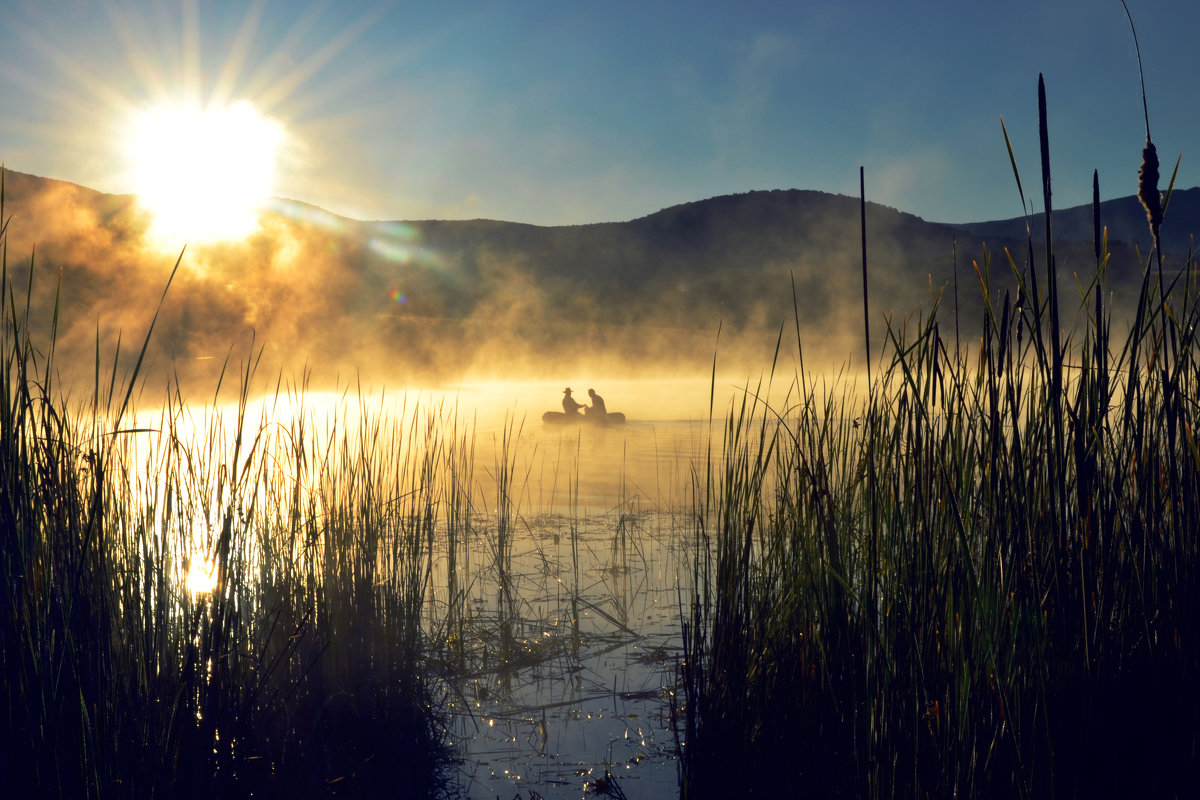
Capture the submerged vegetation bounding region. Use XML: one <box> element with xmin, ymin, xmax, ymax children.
<box><xmin>681</xmin><ymin>71</ymin><xmax>1200</xmax><ymax>797</ymax></box>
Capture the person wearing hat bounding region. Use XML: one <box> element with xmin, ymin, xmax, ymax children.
<box><xmin>562</xmin><ymin>387</ymin><xmax>585</xmax><ymax>415</ymax></box>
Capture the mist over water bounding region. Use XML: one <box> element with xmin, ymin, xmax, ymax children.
<box><xmin>2</xmin><ymin>169</ymin><xmax>1013</xmax><ymax>407</ymax></box>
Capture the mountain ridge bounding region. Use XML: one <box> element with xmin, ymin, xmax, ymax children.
<box><xmin>11</xmin><ymin>164</ymin><xmax>1195</xmax><ymax>242</ymax></box>
<box><xmin>0</xmin><ymin>167</ymin><xmax>1193</xmax><ymax>387</ymax></box>
<box><xmin>952</xmin><ymin>186</ymin><xmax>1200</xmax><ymax>255</ymax></box>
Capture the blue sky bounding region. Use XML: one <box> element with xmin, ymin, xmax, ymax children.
<box><xmin>2</xmin><ymin>0</ymin><xmax>1197</xmax><ymax>226</ymax></box>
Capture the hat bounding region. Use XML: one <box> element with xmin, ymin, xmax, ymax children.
<box><xmin>563</xmin><ymin>387</ymin><xmax>572</xmax><ymax>394</ymax></box>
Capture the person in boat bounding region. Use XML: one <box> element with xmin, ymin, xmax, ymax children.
<box><xmin>586</xmin><ymin>388</ymin><xmax>607</xmax><ymax>417</ymax></box>
<box><xmin>562</xmin><ymin>387</ymin><xmax>585</xmax><ymax>415</ymax></box>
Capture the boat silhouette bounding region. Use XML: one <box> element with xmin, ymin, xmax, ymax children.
<box><xmin>541</xmin><ymin>410</ymin><xmax>626</xmax><ymax>426</ymax></box>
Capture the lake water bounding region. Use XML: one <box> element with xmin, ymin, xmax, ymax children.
<box><xmin>436</xmin><ymin>421</ymin><xmax>708</xmax><ymax>799</ymax></box>
<box><xmin>426</xmin><ymin>381</ymin><xmax>722</xmax><ymax>799</ymax></box>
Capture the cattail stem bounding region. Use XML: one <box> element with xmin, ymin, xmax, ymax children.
<box><xmin>860</xmin><ymin>166</ymin><xmax>871</xmax><ymax>388</ymax></box>
<box><xmin>1038</xmin><ymin>73</ymin><xmax>1066</xmax><ymax>555</ymax></box>
<box><xmin>1121</xmin><ymin>0</ymin><xmax>1152</xmax><ymax>138</ymax></box>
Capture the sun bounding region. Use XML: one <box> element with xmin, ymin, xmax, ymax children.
<box><xmin>126</xmin><ymin>100</ymin><xmax>285</xmax><ymax>245</ymax></box>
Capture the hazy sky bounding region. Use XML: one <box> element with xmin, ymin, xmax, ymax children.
<box><xmin>2</xmin><ymin>0</ymin><xmax>1197</xmax><ymax>226</ymax></box>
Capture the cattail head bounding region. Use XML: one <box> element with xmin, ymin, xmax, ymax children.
<box><xmin>1138</xmin><ymin>136</ymin><xmax>1163</xmax><ymax>251</ymax></box>
<box><xmin>1038</xmin><ymin>75</ymin><xmax>1051</xmax><ymax>204</ymax></box>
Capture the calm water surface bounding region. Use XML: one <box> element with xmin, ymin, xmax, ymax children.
<box><xmin>429</xmin><ymin>381</ymin><xmax>723</xmax><ymax>799</ymax></box>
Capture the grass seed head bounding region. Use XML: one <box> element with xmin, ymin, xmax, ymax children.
<box><xmin>1138</xmin><ymin>136</ymin><xmax>1163</xmax><ymax>250</ymax></box>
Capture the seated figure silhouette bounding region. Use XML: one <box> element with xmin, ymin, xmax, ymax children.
<box><xmin>562</xmin><ymin>387</ymin><xmax>585</xmax><ymax>415</ymax></box>
<box><xmin>586</xmin><ymin>388</ymin><xmax>607</xmax><ymax>417</ymax></box>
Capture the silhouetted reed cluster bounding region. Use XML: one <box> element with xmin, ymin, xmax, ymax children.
<box><xmin>0</xmin><ymin>189</ymin><xmax>462</xmax><ymax>796</ymax></box>
<box><xmin>680</xmin><ymin>73</ymin><xmax>1200</xmax><ymax>797</ymax></box>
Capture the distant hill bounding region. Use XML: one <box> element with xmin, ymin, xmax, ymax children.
<box><xmin>0</xmin><ymin>168</ymin><xmax>1191</xmax><ymax>388</ymax></box>
<box><xmin>954</xmin><ymin>186</ymin><xmax>1200</xmax><ymax>256</ymax></box>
